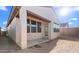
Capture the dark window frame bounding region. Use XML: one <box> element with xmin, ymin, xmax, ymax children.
<box><xmin>27</xmin><ymin>18</ymin><xmax>42</xmax><ymax>33</ymax></box>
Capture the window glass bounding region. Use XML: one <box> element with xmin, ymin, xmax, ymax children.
<box><xmin>27</xmin><ymin>19</ymin><xmax>30</xmax><ymax>33</ymax></box>
<box><xmin>31</xmin><ymin>20</ymin><xmax>36</xmax><ymax>32</ymax></box>
<box><xmin>53</xmin><ymin>22</ymin><xmax>59</xmax><ymax>32</ymax></box>
<box><xmin>27</xmin><ymin>19</ymin><xmax>30</xmax><ymax>24</ymax></box>
<box><xmin>27</xmin><ymin>19</ymin><xmax>42</xmax><ymax>33</ymax></box>
<box><xmin>37</xmin><ymin>22</ymin><xmax>41</xmax><ymax>32</ymax></box>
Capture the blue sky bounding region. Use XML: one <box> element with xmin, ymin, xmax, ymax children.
<box><xmin>53</xmin><ymin>6</ymin><xmax>79</xmax><ymax>28</ymax></box>
<box><xmin>0</xmin><ymin>6</ymin><xmax>79</xmax><ymax>28</ymax></box>
<box><xmin>0</xmin><ymin>6</ymin><xmax>12</xmax><ymax>28</ymax></box>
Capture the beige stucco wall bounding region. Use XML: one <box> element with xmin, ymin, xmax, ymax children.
<box><xmin>7</xmin><ymin>7</ymin><xmax>27</xmax><ymax>49</ymax></box>
<box><xmin>16</xmin><ymin>17</ymin><xmax>21</xmax><ymax>47</ymax></box>
<box><xmin>7</xmin><ymin>6</ymin><xmax>60</xmax><ymax>49</ymax></box>
<box><xmin>7</xmin><ymin>17</ymin><xmax>17</xmax><ymax>42</ymax></box>
<box><xmin>25</xmin><ymin>7</ymin><xmax>57</xmax><ymax>21</ymax></box>
<box><xmin>25</xmin><ymin>6</ymin><xmax>60</xmax><ymax>40</ymax></box>
<box><xmin>7</xmin><ymin>17</ymin><xmax>22</xmax><ymax>47</ymax></box>
<box><xmin>19</xmin><ymin>7</ymin><xmax>27</xmax><ymax>49</ymax></box>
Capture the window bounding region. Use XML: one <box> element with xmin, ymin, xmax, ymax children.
<box><xmin>27</xmin><ymin>19</ymin><xmax>30</xmax><ymax>24</ymax></box>
<box><xmin>53</xmin><ymin>22</ymin><xmax>60</xmax><ymax>32</ymax></box>
<box><xmin>31</xmin><ymin>20</ymin><xmax>36</xmax><ymax>32</ymax></box>
<box><xmin>27</xmin><ymin>19</ymin><xmax>30</xmax><ymax>33</ymax></box>
<box><xmin>27</xmin><ymin>19</ymin><xmax>42</xmax><ymax>33</ymax></box>
<box><xmin>37</xmin><ymin>22</ymin><xmax>41</xmax><ymax>32</ymax></box>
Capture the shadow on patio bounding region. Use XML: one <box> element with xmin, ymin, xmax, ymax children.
<box><xmin>60</xmin><ymin>35</ymin><xmax>79</xmax><ymax>42</ymax></box>
<box><xmin>1</xmin><ymin>35</ymin><xmax>79</xmax><ymax>53</ymax></box>
<box><xmin>0</xmin><ymin>36</ymin><xmax>20</xmax><ymax>52</ymax></box>
<box><xmin>0</xmin><ymin>36</ymin><xmax>59</xmax><ymax>53</ymax></box>
<box><xmin>17</xmin><ymin>38</ymin><xmax>59</xmax><ymax>53</ymax></box>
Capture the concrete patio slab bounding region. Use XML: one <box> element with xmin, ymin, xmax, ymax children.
<box><xmin>0</xmin><ymin>36</ymin><xmax>79</xmax><ymax>53</ymax></box>
<box><xmin>0</xmin><ymin>36</ymin><xmax>20</xmax><ymax>52</ymax></box>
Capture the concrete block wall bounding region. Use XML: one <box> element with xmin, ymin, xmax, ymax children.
<box><xmin>60</xmin><ymin>28</ymin><xmax>79</xmax><ymax>37</ymax></box>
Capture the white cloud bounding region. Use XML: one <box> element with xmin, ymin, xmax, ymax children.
<box><xmin>1</xmin><ymin>28</ymin><xmax>6</xmax><ymax>31</ymax></box>
<box><xmin>0</xmin><ymin>6</ymin><xmax>7</xmax><ymax>11</ymax></box>
<box><xmin>74</xmin><ymin>7</ymin><xmax>79</xmax><ymax>11</ymax></box>
<box><xmin>71</xmin><ymin>17</ymin><xmax>77</xmax><ymax>21</ymax></box>
<box><xmin>69</xmin><ymin>22</ymin><xmax>73</xmax><ymax>24</ymax></box>
<box><xmin>3</xmin><ymin>21</ymin><xmax>7</xmax><ymax>25</ymax></box>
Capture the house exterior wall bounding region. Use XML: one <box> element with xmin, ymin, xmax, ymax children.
<box><xmin>27</xmin><ymin>16</ymin><xmax>48</xmax><ymax>40</ymax></box>
<box><xmin>7</xmin><ymin>6</ymin><xmax>60</xmax><ymax>49</ymax></box>
<box><xmin>19</xmin><ymin>7</ymin><xmax>27</xmax><ymax>49</ymax></box>
<box><xmin>7</xmin><ymin>7</ymin><xmax>27</xmax><ymax>49</ymax></box>
<box><xmin>7</xmin><ymin>17</ymin><xmax>22</xmax><ymax>47</ymax></box>
<box><xmin>16</xmin><ymin>17</ymin><xmax>21</xmax><ymax>47</ymax></box>
<box><xmin>25</xmin><ymin>6</ymin><xmax>60</xmax><ymax>40</ymax></box>
<box><xmin>7</xmin><ymin>17</ymin><xmax>17</xmax><ymax>42</ymax></box>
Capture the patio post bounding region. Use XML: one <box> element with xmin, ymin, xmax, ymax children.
<box><xmin>19</xmin><ymin>7</ymin><xmax>27</xmax><ymax>49</ymax></box>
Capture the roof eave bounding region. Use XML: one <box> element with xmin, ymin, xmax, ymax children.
<box><xmin>6</xmin><ymin>6</ymin><xmax>21</xmax><ymax>27</ymax></box>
